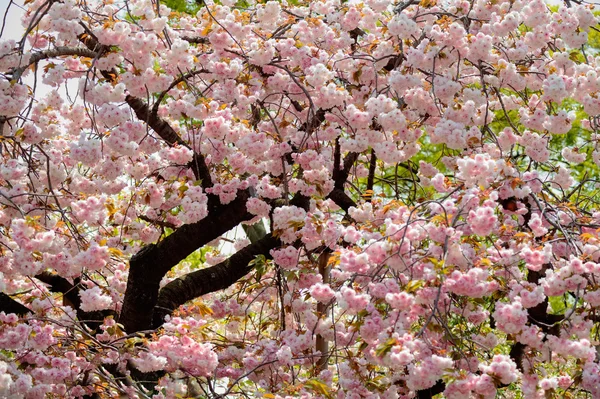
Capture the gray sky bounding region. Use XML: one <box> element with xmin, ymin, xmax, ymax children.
<box><xmin>1</xmin><ymin>1</ymin><xmax>25</xmax><ymax>42</ymax></box>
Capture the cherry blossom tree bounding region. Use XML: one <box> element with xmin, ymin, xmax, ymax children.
<box><xmin>1</xmin><ymin>0</ymin><xmax>600</xmax><ymax>397</ymax></box>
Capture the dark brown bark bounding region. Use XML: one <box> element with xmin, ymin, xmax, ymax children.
<box><xmin>153</xmin><ymin>233</ymin><xmax>281</xmax><ymax>328</ymax></box>
<box><xmin>382</xmin><ymin>55</ymin><xmax>401</xmax><ymax>72</ymax></box>
<box><xmin>36</xmin><ymin>271</ymin><xmax>80</xmax><ymax>309</ymax></box>
<box><xmin>526</xmin><ymin>265</ymin><xmax>563</xmax><ymax>335</ymax></box>
<box><xmin>0</xmin><ymin>293</ymin><xmax>32</xmax><ymax>315</ymax></box>
<box><xmin>76</xmin><ymin>28</ymin><xmax>351</xmax><ymax>341</ymax></box>
<box><xmin>366</xmin><ymin>148</ymin><xmax>377</xmax><ymax>197</ymax></box>
<box><xmin>151</xmin><ymin>193</ymin><xmax>310</xmax><ymax>329</ymax></box>
<box><xmin>509</xmin><ymin>342</ymin><xmax>526</xmax><ymax>372</ymax></box>
<box><xmin>35</xmin><ymin>273</ymin><xmax>113</xmax><ymax>331</ymax></box>
<box><xmin>327</xmin><ymin>188</ymin><xmax>357</xmax><ymax>213</ymax></box>
<box><xmin>416</xmin><ymin>380</ymin><xmax>445</xmax><ymax>399</ymax></box>
<box><xmin>298</xmin><ymin>108</ymin><xmax>328</xmax><ymax>135</ymax></box>
<box><xmin>315</xmin><ymin>250</ymin><xmax>331</xmax><ymax>371</ymax></box>
<box><xmin>181</xmin><ymin>36</ymin><xmax>209</xmax><ymax>44</ymax></box>
<box><xmin>492</xmin><ymin>263</ymin><xmax>562</xmax><ymax>386</ymax></box>
<box><xmin>119</xmin><ymin>191</ymin><xmax>253</xmax><ymax>333</ymax></box>
<box><xmin>125</xmin><ymin>96</ymin><xmax>212</xmax><ymax>186</ymax></box>
<box><xmin>332</xmin><ymin>152</ymin><xmax>359</xmax><ymax>190</ymax></box>
<box><xmin>329</xmin><ymin>150</ymin><xmax>358</xmax><ymax>213</ymax></box>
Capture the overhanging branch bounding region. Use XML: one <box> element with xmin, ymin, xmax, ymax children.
<box><xmin>125</xmin><ymin>96</ymin><xmax>212</xmax><ymax>186</ymax></box>
<box><xmin>10</xmin><ymin>46</ymin><xmax>99</xmax><ymax>81</ymax></box>
<box><xmin>332</xmin><ymin>152</ymin><xmax>359</xmax><ymax>189</ymax></box>
<box><xmin>327</xmin><ymin>188</ymin><xmax>356</xmax><ymax>213</ymax></box>
<box><xmin>153</xmin><ymin>233</ymin><xmax>280</xmax><ymax>328</ymax></box>
<box><xmin>151</xmin><ymin>193</ymin><xmax>310</xmax><ymax>329</ymax></box>
<box><xmin>119</xmin><ymin>191</ymin><xmax>253</xmax><ymax>333</ymax></box>
<box><xmin>0</xmin><ymin>293</ymin><xmax>32</xmax><ymax>316</ymax></box>
<box><xmin>35</xmin><ymin>271</ymin><xmax>80</xmax><ymax>309</ymax></box>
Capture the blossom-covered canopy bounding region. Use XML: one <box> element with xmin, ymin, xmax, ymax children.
<box><xmin>1</xmin><ymin>0</ymin><xmax>600</xmax><ymax>398</ymax></box>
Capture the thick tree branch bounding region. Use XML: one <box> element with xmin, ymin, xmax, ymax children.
<box><xmin>125</xmin><ymin>95</ymin><xmax>212</xmax><ymax>186</ymax></box>
<box><xmin>35</xmin><ymin>272</ymin><xmax>115</xmax><ymax>331</ymax></box>
<box><xmin>367</xmin><ymin>149</ymin><xmax>377</xmax><ymax>195</ymax></box>
<box><xmin>328</xmin><ymin>150</ymin><xmax>359</xmax><ymax>212</ymax></box>
<box><xmin>153</xmin><ymin>233</ymin><xmax>281</xmax><ymax>328</ymax></box>
<box><xmin>181</xmin><ymin>36</ymin><xmax>209</xmax><ymax>44</ymax></box>
<box><xmin>298</xmin><ymin>108</ymin><xmax>327</xmax><ymax>135</ymax></box>
<box><xmin>75</xmin><ymin>28</ymin><xmax>233</xmax><ymax>334</ymax></box>
<box><xmin>416</xmin><ymin>380</ymin><xmax>445</xmax><ymax>399</ymax></box>
<box><xmin>333</xmin><ymin>138</ymin><xmax>341</xmax><ymax>177</ymax></box>
<box><xmin>526</xmin><ymin>265</ymin><xmax>563</xmax><ymax>334</ymax></box>
<box><xmin>332</xmin><ymin>152</ymin><xmax>359</xmax><ymax>189</ymax></box>
<box><xmin>327</xmin><ymin>188</ymin><xmax>357</xmax><ymax>213</ymax></box>
<box><xmin>120</xmin><ymin>191</ymin><xmax>252</xmax><ymax>333</ymax></box>
<box><xmin>0</xmin><ymin>293</ymin><xmax>32</xmax><ymax>316</ymax></box>
<box><xmin>10</xmin><ymin>46</ymin><xmax>99</xmax><ymax>81</ymax></box>
<box><xmin>151</xmin><ymin>193</ymin><xmax>310</xmax><ymax>329</ymax></box>
<box><xmin>35</xmin><ymin>271</ymin><xmax>80</xmax><ymax>309</ymax></box>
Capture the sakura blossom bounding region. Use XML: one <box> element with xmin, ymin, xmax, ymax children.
<box><xmin>0</xmin><ymin>0</ymin><xmax>599</xmax><ymax>397</ymax></box>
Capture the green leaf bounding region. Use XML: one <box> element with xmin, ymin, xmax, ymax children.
<box><xmin>374</xmin><ymin>337</ymin><xmax>397</xmax><ymax>358</ymax></box>
<box><xmin>249</xmin><ymin>254</ymin><xmax>268</xmax><ymax>282</ymax></box>
<box><xmin>548</xmin><ymin>295</ymin><xmax>566</xmax><ymax>315</ymax></box>
<box><xmin>305</xmin><ymin>379</ymin><xmax>333</xmax><ymax>399</ymax></box>
<box><xmin>405</xmin><ymin>280</ymin><xmax>424</xmax><ymax>293</ymax></box>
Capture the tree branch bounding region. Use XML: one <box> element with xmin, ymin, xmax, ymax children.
<box><xmin>35</xmin><ymin>271</ymin><xmax>80</xmax><ymax>309</ymax></box>
<box><xmin>298</xmin><ymin>108</ymin><xmax>327</xmax><ymax>135</ymax></box>
<box><xmin>153</xmin><ymin>233</ymin><xmax>281</xmax><ymax>328</ymax></box>
<box><xmin>416</xmin><ymin>380</ymin><xmax>445</xmax><ymax>399</ymax></box>
<box><xmin>181</xmin><ymin>36</ymin><xmax>209</xmax><ymax>44</ymax></box>
<box><xmin>367</xmin><ymin>148</ymin><xmax>377</xmax><ymax>196</ymax></box>
<box><xmin>150</xmin><ymin>193</ymin><xmax>310</xmax><ymax>329</ymax></box>
<box><xmin>151</xmin><ymin>69</ymin><xmax>210</xmax><ymax>117</ymax></box>
<box><xmin>0</xmin><ymin>293</ymin><xmax>32</xmax><ymax>316</ymax></box>
<box><xmin>332</xmin><ymin>152</ymin><xmax>359</xmax><ymax>189</ymax></box>
<box><xmin>125</xmin><ymin>95</ymin><xmax>212</xmax><ymax>186</ymax></box>
<box><xmin>328</xmin><ymin>150</ymin><xmax>358</xmax><ymax>212</ymax></box>
<box><xmin>327</xmin><ymin>188</ymin><xmax>356</xmax><ymax>213</ymax></box>
<box><xmin>77</xmin><ymin>31</ymin><xmax>213</xmax><ymax>186</ymax></box>
<box><xmin>35</xmin><ymin>272</ymin><xmax>115</xmax><ymax>331</ymax></box>
<box><xmin>10</xmin><ymin>46</ymin><xmax>99</xmax><ymax>81</ymax></box>
<box><xmin>119</xmin><ymin>191</ymin><xmax>253</xmax><ymax>333</ymax></box>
